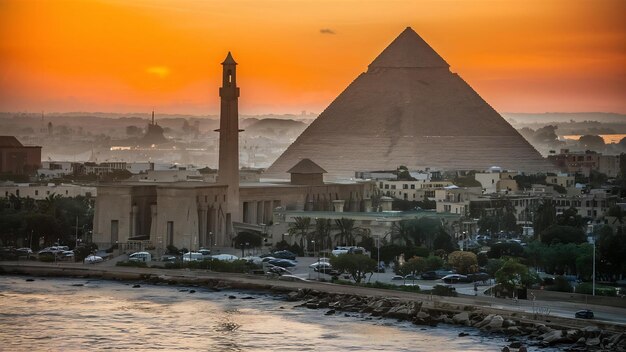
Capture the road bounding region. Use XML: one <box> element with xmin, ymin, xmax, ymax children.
<box><xmin>288</xmin><ymin>256</ymin><xmax>626</xmax><ymax>325</ymax></box>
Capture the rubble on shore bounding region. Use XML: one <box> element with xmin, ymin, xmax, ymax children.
<box><xmin>285</xmin><ymin>288</ymin><xmax>626</xmax><ymax>352</ymax></box>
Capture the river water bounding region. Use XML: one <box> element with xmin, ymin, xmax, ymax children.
<box><xmin>0</xmin><ymin>276</ymin><xmax>548</xmax><ymax>351</ymax></box>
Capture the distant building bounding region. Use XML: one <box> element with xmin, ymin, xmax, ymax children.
<box><xmin>0</xmin><ymin>182</ymin><xmax>96</xmax><ymax>199</ymax></box>
<box><xmin>548</xmin><ymin>149</ymin><xmax>621</xmax><ymax>177</ymax></box>
<box><xmin>474</xmin><ymin>169</ymin><xmax>519</xmax><ymax>194</ymax></box>
<box><xmin>0</xmin><ymin>136</ymin><xmax>42</xmax><ymax>175</ymax></box>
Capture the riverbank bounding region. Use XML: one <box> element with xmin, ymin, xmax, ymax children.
<box><xmin>1</xmin><ymin>262</ymin><xmax>624</xmax><ymax>351</ymax></box>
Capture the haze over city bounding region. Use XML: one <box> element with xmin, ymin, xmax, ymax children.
<box><xmin>1</xmin><ymin>0</ymin><xmax>625</xmax><ymax>115</ymax></box>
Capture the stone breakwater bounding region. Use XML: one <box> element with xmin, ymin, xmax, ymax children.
<box><xmin>285</xmin><ymin>288</ymin><xmax>625</xmax><ymax>352</ymax></box>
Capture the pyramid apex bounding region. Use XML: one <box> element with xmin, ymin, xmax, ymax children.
<box><xmin>222</xmin><ymin>51</ymin><xmax>237</xmax><ymax>65</ymax></box>
<box><xmin>369</xmin><ymin>27</ymin><xmax>449</xmax><ymax>69</ymax></box>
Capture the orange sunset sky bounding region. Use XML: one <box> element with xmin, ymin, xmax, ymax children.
<box><xmin>1</xmin><ymin>0</ymin><xmax>625</xmax><ymax>115</ymax></box>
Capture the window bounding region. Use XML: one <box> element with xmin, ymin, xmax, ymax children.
<box><xmin>167</xmin><ymin>221</ymin><xmax>174</xmax><ymax>246</ymax></box>
<box><xmin>35</xmin><ymin>190</ymin><xmax>39</xmax><ymax>196</ymax></box>
<box><xmin>111</xmin><ymin>220</ymin><xmax>119</xmax><ymax>244</ymax></box>
<box><xmin>410</xmin><ymin>185</ymin><xmax>415</xmax><ymax>189</ymax></box>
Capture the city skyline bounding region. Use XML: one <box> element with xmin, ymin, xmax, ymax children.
<box><xmin>1</xmin><ymin>0</ymin><xmax>625</xmax><ymax>115</ymax></box>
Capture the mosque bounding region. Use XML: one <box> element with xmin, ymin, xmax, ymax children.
<box><xmin>92</xmin><ymin>27</ymin><xmax>549</xmax><ymax>251</ymax></box>
<box><xmin>92</xmin><ymin>53</ymin><xmax>374</xmax><ymax>251</ymax></box>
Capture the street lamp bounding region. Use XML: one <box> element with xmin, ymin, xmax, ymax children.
<box><xmin>587</xmin><ymin>222</ymin><xmax>596</xmax><ymax>296</ymax></box>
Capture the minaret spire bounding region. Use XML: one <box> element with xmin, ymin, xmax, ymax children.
<box><xmin>217</xmin><ymin>51</ymin><xmax>241</xmax><ymax>234</ymax></box>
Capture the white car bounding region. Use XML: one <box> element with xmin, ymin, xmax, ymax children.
<box><xmin>278</xmin><ymin>275</ymin><xmax>308</xmax><ymax>282</ymax></box>
<box><xmin>84</xmin><ymin>255</ymin><xmax>103</xmax><ymax>264</ymax></box>
<box><xmin>182</xmin><ymin>252</ymin><xmax>204</xmax><ymax>262</ymax></box>
<box><xmin>129</xmin><ymin>252</ymin><xmax>152</xmax><ymax>262</ymax></box>
<box><xmin>210</xmin><ymin>254</ymin><xmax>239</xmax><ymax>262</ymax></box>
<box><xmin>309</xmin><ymin>261</ymin><xmax>332</xmax><ymax>269</ymax></box>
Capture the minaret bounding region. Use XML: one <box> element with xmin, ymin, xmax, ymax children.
<box><xmin>217</xmin><ymin>52</ymin><xmax>241</xmax><ymax>225</ymax></box>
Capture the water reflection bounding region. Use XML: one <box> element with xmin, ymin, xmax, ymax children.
<box><xmin>0</xmin><ymin>276</ymin><xmax>554</xmax><ymax>351</ymax></box>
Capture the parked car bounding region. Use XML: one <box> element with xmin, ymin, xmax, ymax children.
<box><xmin>391</xmin><ymin>275</ymin><xmax>404</xmax><ymax>281</ymax></box>
<box><xmin>309</xmin><ymin>261</ymin><xmax>332</xmax><ymax>269</ymax></box>
<box><xmin>375</xmin><ymin>263</ymin><xmax>386</xmax><ymax>273</ymax></box>
<box><xmin>313</xmin><ymin>265</ymin><xmax>334</xmax><ymax>273</ymax></box>
<box><xmin>16</xmin><ymin>248</ymin><xmax>33</xmax><ymax>256</ymax></box>
<box><xmin>271</xmin><ymin>250</ymin><xmax>297</xmax><ymax>260</ymax></box>
<box><xmin>182</xmin><ymin>252</ymin><xmax>203</xmax><ymax>262</ymax></box>
<box><xmin>442</xmin><ymin>274</ymin><xmax>470</xmax><ymax>283</ymax></box>
<box><xmin>84</xmin><ymin>255</ymin><xmax>104</xmax><ymax>264</ymax></box>
<box><xmin>268</xmin><ymin>259</ymin><xmax>297</xmax><ymax>268</ymax></box>
<box><xmin>575</xmin><ymin>310</ymin><xmax>594</xmax><ymax>319</ymax></box>
<box><xmin>267</xmin><ymin>265</ymin><xmax>291</xmax><ymax>275</ymax></box>
<box><xmin>198</xmin><ymin>249</ymin><xmax>212</xmax><ymax>258</ymax></box>
<box><xmin>129</xmin><ymin>252</ymin><xmax>152</xmax><ymax>262</ymax></box>
<box><xmin>210</xmin><ymin>254</ymin><xmax>239</xmax><ymax>261</ymax></box>
<box><xmin>278</xmin><ymin>275</ymin><xmax>308</xmax><ymax>282</ymax></box>
<box><xmin>467</xmin><ymin>272</ymin><xmax>490</xmax><ymax>283</ymax></box>
<box><xmin>421</xmin><ymin>271</ymin><xmax>438</xmax><ymax>280</ymax></box>
<box><xmin>160</xmin><ymin>255</ymin><xmax>178</xmax><ymax>262</ymax></box>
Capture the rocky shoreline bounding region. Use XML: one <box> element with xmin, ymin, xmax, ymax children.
<box><xmin>1</xmin><ymin>263</ymin><xmax>624</xmax><ymax>351</ymax></box>
<box><xmin>284</xmin><ymin>288</ymin><xmax>625</xmax><ymax>352</ymax></box>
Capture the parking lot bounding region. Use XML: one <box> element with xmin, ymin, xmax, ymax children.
<box><xmin>285</xmin><ymin>255</ymin><xmax>493</xmax><ymax>296</ymax></box>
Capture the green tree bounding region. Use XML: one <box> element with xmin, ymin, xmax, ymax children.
<box><xmin>330</xmin><ymin>254</ymin><xmax>376</xmax><ymax>284</ymax></box>
<box><xmin>424</xmin><ymin>255</ymin><xmax>444</xmax><ymax>271</ymax></box>
<box><xmin>555</xmin><ymin>207</ymin><xmax>584</xmax><ymax>229</ymax></box>
<box><xmin>578</xmin><ymin>135</ymin><xmax>604</xmax><ymax>149</ymax></box>
<box><xmin>495</xmin><ymin>260</ymin><xmax>534</xmax><ymax>292</ymax></box>
<box><xmin>488</xmin><ymin>242</ymin><xmax>525</xmax><ymax>259</ymax></box>
<box><xmin>534</xmin><ymin>201</ymin><xmax>556</xmax><ymax>238</ymax></box>
<box><xmin>432</xmin><ymin>228</ymin><xmax>455</xmax><ymax>253</ymax></box>
<box><xmin>396</xmin><ymin>256</ymin><xmax>426</xmax><ymax>278</ymax></box>
<box><xmin>447</xmin><ymin>251</ymin><xmax>478</xmax><ymax>274</ymax></box>
<box><xmin>596</xmin><ymin>225</ymin><xmax>626</xmax><ymax>275</ymax></box>
<box><xmin>540</xmin><ymin>225</ymin><xmax>586</xmax><ymax>245</ymax></box>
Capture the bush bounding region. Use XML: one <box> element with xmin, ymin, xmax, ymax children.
<box><xmin>74</xmin><ymin>243</ymin><xmax>98</xmax><ymax>262</ymax></box>
<box><xmin>116</xmin><ymin>261</ymin><xmax>148</xmax><ymax>268</ymax></box>
<box><xmin>166</xmin><ymin>245</ymin><xmax>179</xmax><ymax>255</ymax></box>
<box><xmin>164</xmin><ymin>259</ymin><xmax>259</xmax><ymax>273</ymax></box>
<box><xmin>430</xmin><ymin>284</ymin><xmax>457</xmax><ymax>297</ymax></box>
<box><xmin>546</xmin><ymin>276</ymin><xmax>573</xmax><ymax>293</ymax></box>
<box><xmin>575</xmin><ymin>283</ymin><xmax>617</xmax><ymax>296</ymax></box>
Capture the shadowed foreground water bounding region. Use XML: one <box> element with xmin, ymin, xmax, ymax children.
<box><xmin>0</xmin><ymin>276</ymin><xmax>552</xmax><ymax>351</ymax></box>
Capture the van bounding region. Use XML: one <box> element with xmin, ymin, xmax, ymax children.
<box><xmin>129</xmin><ymin>252</ymin><xmax>152</xmax><ymax>262</ymax></box>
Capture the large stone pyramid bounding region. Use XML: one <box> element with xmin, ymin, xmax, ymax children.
<box><xmin>265</xmin><ymin>27</ymin><xmax>552</xmax><ymax>180</ymax></box>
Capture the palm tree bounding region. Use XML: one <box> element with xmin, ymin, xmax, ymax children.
<box><xmin>312</xmin><ymin>218</ymin><xmax>333</xmax><ymax>251</ymax></box>
<box><xmin>391</xmin><ymin>219</ymin><xmax>415</xmax><ymax>246</ymax></box>
<box><xmin>334</xmin><ymin>218</ymin><xmax>369</xmax><ymax>246</ymax></box>
<box><xmin>288</xmin><ymin>217</ymin><xmax>312</xmax><ymax>251</ymax></box>
<box><xmin>40</xmin><ymin>193</ymin><xmax>62</xmax><ymax>216</ymax></box>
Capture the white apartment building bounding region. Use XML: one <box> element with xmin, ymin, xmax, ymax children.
<box><xmin>1</xmin><ymin>182</ymin><xmax>97</xmax><ymax>199</ymax></box>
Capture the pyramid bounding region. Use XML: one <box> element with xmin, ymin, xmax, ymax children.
<box><xmin>265</xmin><ymin>27</ymin><xmax>553</xmax><ymax>180</ymax></box>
